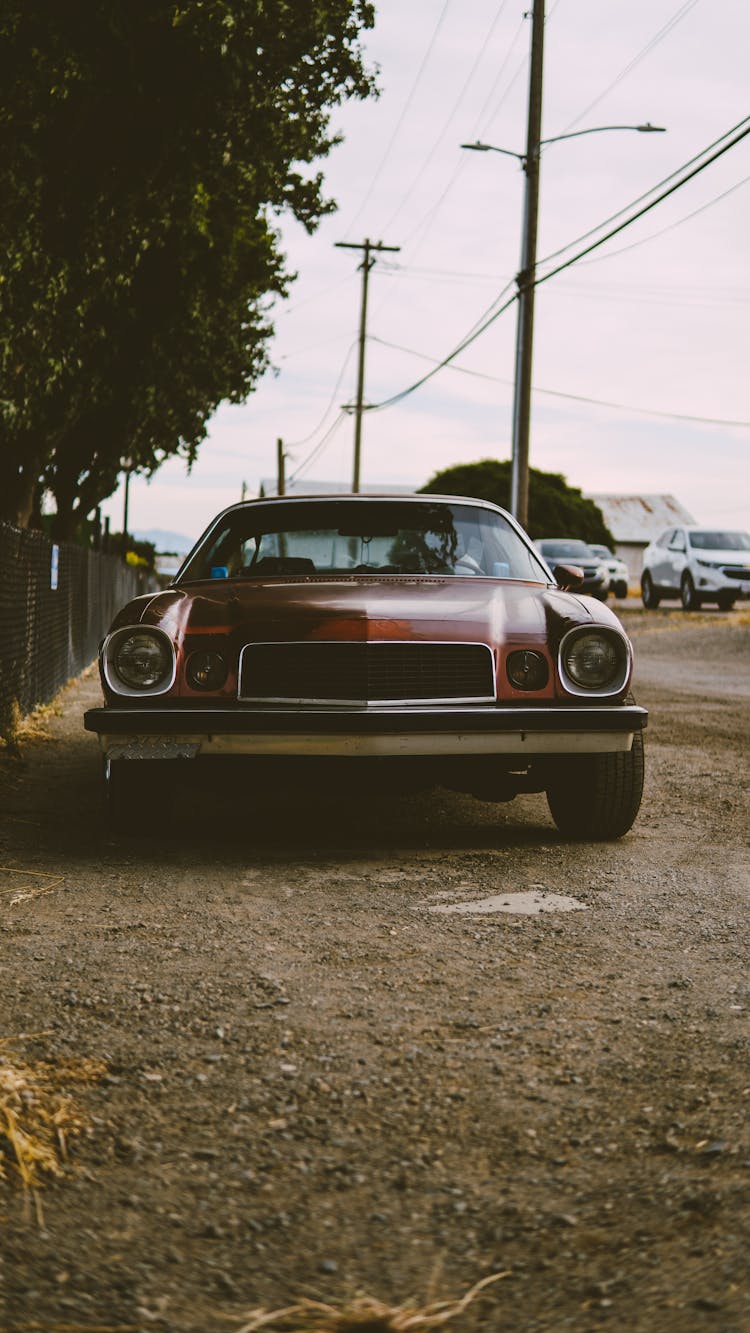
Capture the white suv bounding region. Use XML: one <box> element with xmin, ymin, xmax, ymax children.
<box><xmin>641</xmin><ymin>526</ymin><xmax>750</xmax><ymax>611</ymax></box>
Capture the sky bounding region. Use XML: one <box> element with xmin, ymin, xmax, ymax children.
<box><xmin>102</xmin><ymin>0</ymin><xmax>750</xmax><ymax>546</ymax></box>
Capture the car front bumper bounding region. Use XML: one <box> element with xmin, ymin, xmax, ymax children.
<box><xmin>84</xmin><ymin>703</ymin><xmax>647</xmax><ymax>761</ymax></box>
<box><xmin>694</xmin><ymin>568</ymin><xmax>750</xmax><ymax>596</ymax></box>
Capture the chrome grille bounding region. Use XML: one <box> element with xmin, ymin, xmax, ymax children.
<box><xmin>239</xmin><ymin>641</ymin><xmax>495</xmax><ymax>704</ymax></box>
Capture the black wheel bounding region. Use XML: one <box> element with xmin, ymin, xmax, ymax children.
<box><xmin>641</xmin><ymin>571</ymin><xmax>659</xmax><ymax>609</ymax></box>
<box><xmin>717</xmin><ymin>592</ymin><xmax>736</xmax><ymax>611</ymax></box>
<box><xmin>680</xmin><ymin>572</ymin><xmax>700</xmax><ymax>611</ymax></box>
<box><xmin>615</xmin><ymin>580</ymin><xmax>628</xmax><ymax>600</ymax></box>
<box><xmin>545</xmin><ymin>730</ymin><xmax>645</xmax><ymax>841</ymax></box>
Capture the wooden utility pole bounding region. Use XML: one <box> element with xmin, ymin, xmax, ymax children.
<box><xmin>122</xmin><ymin>467</ymin><xmax>131</xmax><ymax>555</ymax></box>
<box><xmin>335</xmin><ymin>238</ymin><xmax>400</xmax><ymax>492</ymax></box>
<box><xmin>277</xmin><ymin>438</ymin><xmax>286</xmax><ymax>495</ymax></box>
<box><xmin>510</xmin><ymin>0</ymin><xmax>545</xmax><ymax>530</ymax></box>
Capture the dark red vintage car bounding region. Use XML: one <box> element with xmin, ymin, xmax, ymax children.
<box><xmin>84</xmin><ymin>494</ymin><xmax>646</xmax><ymax>838</ymax></box>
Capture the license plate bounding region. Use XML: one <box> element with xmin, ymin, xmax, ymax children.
<box><xmin>106</xmin><ymin>738</ymin><xmax>200</xmax><ymax>760</ymax></box>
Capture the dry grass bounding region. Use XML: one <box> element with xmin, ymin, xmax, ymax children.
<box><xmin>231</xmin><ymin>1272</ymin><xmax>511</xmax><ymax>1332</ymax></box>
<box><xmin>0</xmin><ymin>865</ymin><xmax>64</xmax><ymax>905</ymax></box>
<box><xmin>0</xmin><ymin>665</ymin><xmax>97</xmax><ymax>753</ymax></box>
<box><xmin>0</xmin><ymin>1039</ymin><xmax>107</xmax><ymax>1224</ymax></box>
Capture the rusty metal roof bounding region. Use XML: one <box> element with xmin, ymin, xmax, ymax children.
<box><xmin>586</xmin><ymin>493</ymin><xmax>697</xmax><ymax>543</ymax></box>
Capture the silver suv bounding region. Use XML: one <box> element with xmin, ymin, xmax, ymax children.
<box><xmin>641</xmin><ymin>526</ymin><xmax>750</xmax><ymax>611</ymax></box>
<box><xmin>534</xmin><ymin>539</ymin><xmax>609</xmax><ymax>599</ymax></box>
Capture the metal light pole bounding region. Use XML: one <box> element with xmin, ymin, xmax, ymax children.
<box><xmin>462</xmin><ymin>0</ymin><xmax>664</xmax><ymax>530</ymax></box>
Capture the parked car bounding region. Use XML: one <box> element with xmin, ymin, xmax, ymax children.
<box><xmin>641</xmin><ymin>525</ymin><xmax>750</xmax><ymax>611</ymax></box>
<box><xmin>589</xmin><ymin>544</ymin><xmax>629</xmax><ymax>599</ymax></box>
<box><xmin>533</xmin><ymin>539</ymin><xmax>609</xmax><ymax>600</ymax></box>
<box><xmin>84</xmin><ymin>494</ymin><xmax>647</xmax><ymax>840</ymax></box>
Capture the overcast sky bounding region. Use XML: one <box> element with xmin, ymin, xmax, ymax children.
<box><xmin>104</xmin><ymin>0</ymin><xmax>750</xmax><ymax>544</ymax></box>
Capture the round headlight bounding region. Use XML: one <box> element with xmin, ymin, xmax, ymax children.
<box><xmin>562</xmin><ymin>631</ymin><xmax>622</xmax><ymax>689</ymax></box>
<box><xmin>186</xmin><ymin>651</ymin><xmax>228</xmax><ymax>691</ymax></box>
<box><xmin>113</xmin><ymin>631</ymin><xmax>173</xmax><ymax>690</ymax></box>
<box><xmin>506</xmin><ymin>649</ymin><xmax>549</xmax><ymax>691</ymax></box>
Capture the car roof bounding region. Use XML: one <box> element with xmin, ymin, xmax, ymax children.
<box><xmin>207</xmin><ymin>492</ymin><xmax>518</xmax><ymax>525</ymax></box>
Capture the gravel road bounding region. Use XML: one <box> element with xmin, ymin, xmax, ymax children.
<box><xmin>1</xmin><ymin>608</ymin><xmax>748</xmax><ymax>1332</ymax></box>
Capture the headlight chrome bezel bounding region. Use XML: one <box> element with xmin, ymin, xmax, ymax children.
<box><xmin>558</xmin><ymin>625</ymin><xmax>632</xmax><ymax>698</ymax></box>
<box><xmin>103</xmin><ymin>626</ymin><xmax>177</xmax><ymax>697</ymax></box>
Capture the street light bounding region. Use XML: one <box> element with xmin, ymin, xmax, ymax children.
<box><xmin>461</xmin><ymin>121</ymin><xmax>665</xmax><ymax>528</ymax></box>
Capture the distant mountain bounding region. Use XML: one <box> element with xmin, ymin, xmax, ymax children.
<box><xmin>133</xmin><ymin>528</ymin><xmax>195</xmax><ymax>555</ymax></box>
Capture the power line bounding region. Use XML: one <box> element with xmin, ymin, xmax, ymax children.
<box><xmin>391</xmin><ymin>20</ymin><xmax>528</xmax><ymax>254</ymax></box>
<box><xmin>342</xmin><ymin>0</ymin><xmax>454</xmax><ymax>238</ymax></box>
<box><xmin>563</xmin><ymin>0</ymin><xmax>701</xmax><ymax>133</ymax></box>
<box><xmin>364</xmin><ymin>115</ymin><xmax>750</xmax><ymax>412</ymax></box>
<box><xmin>370</xmin><ymin>334</ymin><xmax>750</xmax><ymax>427</ymax></box>
<box><xmin>287</xmin><ymin>412</ymin><xmax>348</xmax><ymax>485</ymax></box>
<box><xmin>574</xmin><ymin>171</ymin><xmax>750</xmax><ymax>268</ymax></box>
<box><xmin>534</xmin><ymin>118</ymin><xmax>750</xmax><ymax>288</ymax></box>
<box><xmin>379</xmin><ymin>0</ymin><xmax>512</xmax><ymax>236</ymax></box>
<box><xmin>536</xmin><ymin>114</ymin><xmax>750</xmax><ymax>271</ymax></box>
<box><xmin>284</xmin><ymin>341</ymin><xmax>358</xmax><ymax>450</ymax></box>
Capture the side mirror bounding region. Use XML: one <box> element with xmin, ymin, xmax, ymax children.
<box><xmin>553</xmin><ymin>563</ymin><xmax>585</xmax><ymax>591</ymax></box>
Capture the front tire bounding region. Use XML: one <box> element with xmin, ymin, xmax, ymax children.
<box><xmin>717</xmin><ymin>592</ymin><xmax>736</xmax><ymax>611</ymax></box>
<box><xmin>641</xmin><ymin>571</ymin><xmax>660</xmax><ymax>608</ymax></box>
<box><xmin>681</xmin><ymin>572</ymin><xmax>700</xmax><ymax>611</ymax></box>
<box><xmin>614</xmin><ymin>580</ymin><xmax>628</xmax><ymax>600</ymax></box>
<box><xmin>545</xmin><ymin>730</ymin><xmax>644</xmax><ymax>841</ymax></box>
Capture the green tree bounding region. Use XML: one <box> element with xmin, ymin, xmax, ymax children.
<box><xmin>421</xmin><ymin>459</ymin><xmax>614</xmax><ymax>545</ymax></box>
<box><xmin>0</xmin><ymin>0</ymin><xmax>375</xmax><ymax>532</ymax></box>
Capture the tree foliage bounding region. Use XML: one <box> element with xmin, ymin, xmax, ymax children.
<box><xmin>0</xmin><ymin>0</ymin><xmax>375</xmax><ymax>532</ymax></box>
<box><xmin>420</xmin><ymin>459</ymin><xmax>615</xmax><ymax>545</ymax></box>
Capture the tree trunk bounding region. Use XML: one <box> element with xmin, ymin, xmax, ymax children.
<box><xmin>0</xmin><ymin>447</ymin><xmax>42</xmax><ymax>528</ymax></box>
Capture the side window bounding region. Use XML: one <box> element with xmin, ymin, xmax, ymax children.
<box><xmin>669</xmin><ymin>530</ymin><xmax>686</xmax><ymax>553</ymax></box>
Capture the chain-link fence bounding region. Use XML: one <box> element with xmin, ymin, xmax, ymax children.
<box><xmin>0</xmin><ymin>521</ymin><xmax>148</xmax><ymax>732</ymax></box>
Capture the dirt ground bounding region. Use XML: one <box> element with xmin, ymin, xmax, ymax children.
<box><xmin>1</xmin><ymin>606</ymin><xmax>748</xmax><ymax>1333</ymax></box>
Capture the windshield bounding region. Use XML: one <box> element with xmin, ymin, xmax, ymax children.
<box><xmin>178</xmin><ymin>499</ymin><xmax>549</xmax><ymax>583</ymax></box>
<box><xmin>687</xmin><ymin>530</ymin><xmax>750</xmax><ymax>551</ymax></box>
<box><xmin>537</xmin><ymin>539</ymin><xmax>594</xmax><ymax>561</ymax></box>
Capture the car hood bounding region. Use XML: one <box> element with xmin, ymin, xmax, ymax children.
<box><xmin>117</xmin><ymin>576</ymin><xmax>615</xmax><ymax>650</ymax></box>
<box><xmin>690</xmin><ymin>548</ymin><xmax>750</xmax><ymax>564</ymax></box>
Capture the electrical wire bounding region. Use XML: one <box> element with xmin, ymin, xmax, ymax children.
<box><xmin>379</xmin><ymin>0</ymin><xmax>511</xmax><ymax>235</ymax></box>
<box><xmin>535</xmin><ymin>114</ymin><xmax>750</xmax><ymax>270</ymax></box>
<box><xmin>370</xmin><ymin>334</ymin><xmax>750</xmax><ymax>427</ymax></box>
<box><xmin>533</xmin><ymin>118</ymin><xmax>750</xmax><ymax>289</ymax></box>
<box><xmin>391</xmin><ymin>19</ymin><xmax>527</xmax><ymax>256</ymax></box>
<box><xmin>366</xmin><ymin>287</ymin><xmax>519</xmax><ymax>411</ymax></box>
<box><xmin>365</xmin><ymin>115</ymin><xmax>750</xmax><ymax>412</ymax></box>
<box><xmin>276</xmin><ymin>272</ymin><xmax>356</xmax><ymax>320</ymax></box>
<box><xmin>342</xmin><ymin>0</ymin><xmax>454</xmax><ymax>238</ymax></box>
<box><xmin>283</xmin><ymin>342</ymin><xmax>358</xmax><ymax>450</ymax></box>
<box><xmin>574</xmin><ymin>171</ymin><xmax>750</xmax><ymax>268</ymax></box>
<box><xmin>287</xmin><ymin>411</ymin><xmax>349</xmax><ymax>484</ymax></box>
<box><xmin>563</xmin><ymin>0</ymin><xmax>701</xmax><ymax>133</ymax></box>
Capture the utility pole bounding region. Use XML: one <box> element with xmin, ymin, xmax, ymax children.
<box><xmin>510</xmin><ymin>0</ymin><xmax>545</xmax><ymax>530</ymax></box>
<box><xmin>276</xmin><ymin>438</ymin><xmax>286</xmax><ymax>495</ymax></box>
<box><xmin>122</xmin><ymin>466</ymin><xmax>131</xmax><ymax>556</ymax></box>
<box><xmin>335</xmin><ymin>238</ymin><xmax>400</xmax><ymax>492</ymax></box>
